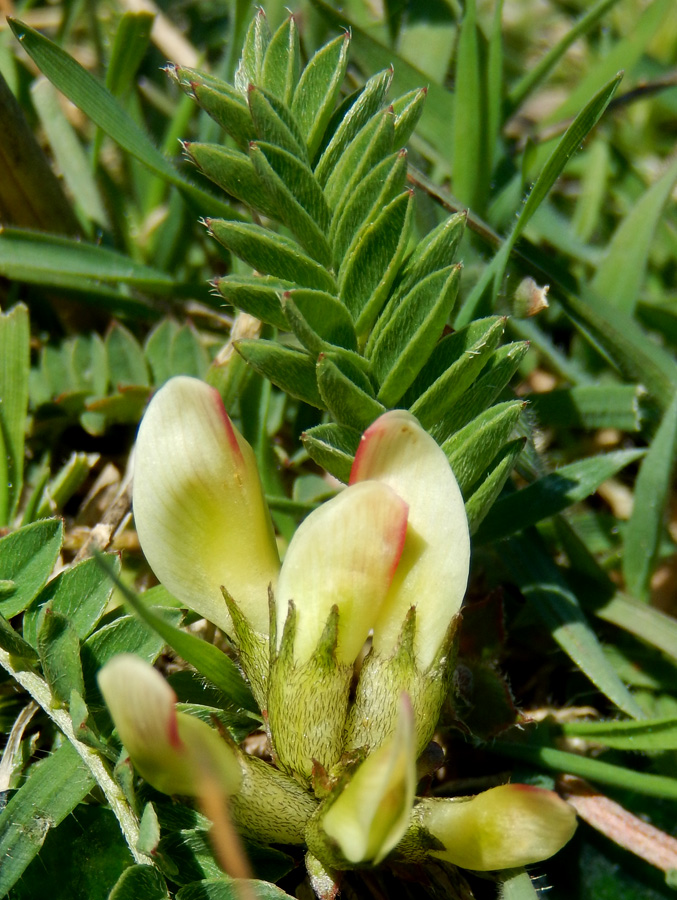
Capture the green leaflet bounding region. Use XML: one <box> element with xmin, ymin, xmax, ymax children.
<box><xmin>291</xmin><ymin>33</ymin><xmax>350</xmax><ymax>158</ymax></box>
<box><xmin>214</xmin><ymin>275</ymin><xmax>292</xmax><ymax>330</ymax></box>
<box><xmin>314</xmin><ymin>66</ymin><xmax>393</xmax><ymax>186</ymax></box>
<box><xmin>338</xmin><ymin>190</ymin><xmax>413</xmax><ymax>337</ymax></box>
<box><xmin>261</xmin><ymin>15</ymin><xmax>300</xmax><ymax>108</ymax></box>
<box><xmin>316</xmin><ymin>353</ymin><xmax>385</xmax><ymax>431</ymax></box>
<box><xmin>441</xmin><ymin>342</ymin><xmax>529</xmax><ymax>436</ymax></box>
<box><xmin>329</xmin><ymin>150</ymin><xmax>408</xmax><ymax>267</ymax></box>
<box><xmin>174</xmin><ymin>878</ymin><xmax>295</xmax><ymax>900</ymax></box>
<box><xmin>185</xmin><ymin>143</ymin><xmax>279</xmax><ymax>218</ymax></box>
<box><xmin>23</xmin><ymin>553</ymin><xmax>119</xmax><ymax>647</ymax></box>
<box><xmin>0</xmin><ymin>742</ymin><xmax>95</xmax><ymax>897</ymax></box>
<box><xmin>0</xmin><ymin>303</ymin><xmax>28</xmax><ymax>524</ymax></box>
<box><xmin>0</xmin><ymin>519</ymin><xmax>63</xmax><ymax>619</ymax></box>
<box><xmin>248</xmin><ymin>85</ymin><xmax>309</xmax><ymax>162</ymax></box>
<box><xmin>465</xmin><ymin>440</ymin><xmax>524</xmax><ymax>534</ymax></box>
<box><xmin>106</xmin><ymin>323</ymin><xmax>149</xmax><ymax>388</ymax></box>
<box><xmin>409</xmin><ymin>317</ymin><xmax>506</xmax><ymax>436</ymax></box>
<box><xmin>187</xmin><ymin>79</ymin><xmax>255</xmax><ymax>150</ymax></box>
<box><xmin>108</xmin><ymin>865</ymin><xmax>170</xmax><ymax>900</ymax></box>
<box><xmin>0</xmin><ymin>612</ymin><xmax>38</xmax><ymax>660</ymax></box>
<box><xmin>237</xmin><ymin>8</ymin><xmax>271</xmax><ymax>88</ymax></box>
<box><xmin>235</xmin><ymin>339</ymin><xmax>324</xmax><ymax>409</ymax></box>
<box><xmin>622</xmin><ymin>393</ymin><xmax>677</xmax><ymax>601</ymax></box>
<box><xmin>37</xmin><ymin>611</ymin><xmax>85</xmax><ymax>707</ymax></box>
<box><xmin>476</xmin><ymin>448</ymin><xmax>646</xmax><ymax>544</ymax></box>
<box><xmin>371</xmin><ymin>265</ymin><xmax>462</xmax><ymax>406</ymax></box>
<box><xmin>443</xmin><ymin>401</ymin><xmax>525</xmax><ymax>495</ymax></box>
<box><xmin>391</xmin><ymin>87</ymin><xmax>427</xmax><ymax>148</ymax></box>
<box><xmin>301</xmin><ymin>423</ymin><xmax>362</xmax><ymax>484</ymax></box>
<box><xmin>250</xmin><ymin>143</ymin><xmax>331</xmax><ymax>264</ymax></box>
<box><xmin>282</xmin><ymin>289</ymin><xmax>358</xmax><ymax>354</ymax></box>
<box><xmin>207</xmin><ymin>220</ymin><xmax>337</xmax><ymax>293</ymax></box>
<box><xmin>322</xmin><ymin>107</ymin><xmax>395</xmax><ymax>212</ymax></box>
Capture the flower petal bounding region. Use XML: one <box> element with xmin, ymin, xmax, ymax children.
<box><xmin>322</xmin><ymin>693</ymin><xmax>416</xmax><ymax>864</ymax></box>
<box><xmin>351</xmin><ymin>410</ymin><xmax>470</xmax><ymax>669</ymax></box>
<box><xmin>133</xmin><ymin>376</ymin><xmax>280</xmax><ymax>635</ymax></box>
<box><xmin>276</xmin><ymin>481</ymin><xmax>408</xmax><ymax>664</ymax></box>
<box><xmin>98</xmin><ymin>654</ymin><xmax>242</xmax><ymax>797</ymax></box>
<box><xmin>421</xmin><ymin>784</ymin><xmax>577</xmax><ymax>871</ymax></box>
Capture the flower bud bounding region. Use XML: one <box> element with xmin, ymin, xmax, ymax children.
<box><xmin>98</xmin><ymin>654</ymin><xmax>242</xmax><ymax>797</ymax></box>
<box><xmin>132</xmin><ymin>376</ymin><xmax>280</xmax><ymax>637</ymax></box>
<box><xmin>314</xmin><ymin>694</ymin><xmax>416</xmax><ymax>867</ymax></box>
<box><xmin>416</xmin><ymin>784</ymin><xmax>577</xmax><ymax>871</ymax></box>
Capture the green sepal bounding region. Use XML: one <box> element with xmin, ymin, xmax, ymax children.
<box><xmin>250</xmin><ymin>142</ymin><xmax>331</xmax><ymax>264</ymax></box>
<box><xmin>330</xmin><ymin>150</ymin><xmax>408</xmax><ymax>269</ymax></box>
<box><xmin>465</xmin><ymin>439</ymin><xmax>525</xmax><ymax>534</ymax></box>
<box><xmin>248</xmin><ymin>85</ymin><xmax>309</xmax><ymax>162</ymax></box>
<box><xmin>407</xmin><ymin>317</ymin><xmax>506</xmax><ymax>434</ymax></box>
<box><xmin>301</xmin><ymin>423</ymin><xmax>361</xmax><ymax>484</ymax></box>
<box><xmin>268</xmin><ymin>603</ymin><xmax>352</xmax><ymax>779</ymax></box>
<box><xmin>345</xmin><ymin>608</ymin><xmax>460</xmax><ymax>758</ymax></box>
<box><xmin>441</xmin><ymin>341</ymin><xmax>530</xmax><ymax>436</ymax></box>
<box><xmin>230</xmin><ymin>751</ymin><xmax>318</xmax><ymax>845</ymax></box>
<box><xmin>185</xmin><ymin>143</ymin><xmax>277</xmax><ymax>218</ymax></box>
<box><xmin>371</xmin><ymin>265</ymin><xmax>462</xmax><ymax>406</ymax></box>
<box><xmin>221</xmin><ymin>585</ymin><xmax>269</xmax><ymax>713</ymax></box>
<box><xmin>235</xmin><ymin>338</ymin><xmax>324</xmax><ymax>408</ymax></box>
<box><xmin>214</xmin><ymin>275</ymin><xmax>292</xmax><ymax>330</ymax></box>
<box><xmin>282</xmin><ymin>289</ymin><xmax>358</xmax><ymax>354</ymax></box>
<box><xmin>261</xmin><ymin>14</ymin><xmax>301</xmax><ymax>108</ymax></box>
<box><xmin>323</xmin><ymin>107</ymin><xmax>395</xmax><ymax>212</ymax></box>
<box><xmin>338</xmin><ymin>190</ymin><xmax>413</xmax><ymax>337</ymax></box>
<box><xmin>207</xmin><ymin>219</ymin><xmax>337</xmax><ymax>293</ymax></box>
<box><xmin>392</xmin><ymin>87</ymin><xmax>427</xmax><ymax>147</ymax></box>
<box><xmin>315</xmin><ymin>66</ymin><xmax>394</xmax><ymax>186</ymax></box>
<box><xmin>443</xmin><ymin>400</ymin><xmax>526</xmax><ymax>495</ymax></box>
<box><xmin>316</xmin><ymin>353</ymin><xmax>385</xmax><ymax>431</ymax></box>
<box><xmin>368</xmin><ymin>211</ymin><xmax>467</xmax><ymax>355</ymax></box>
<box><xmin>236</xmin><ymin>8</ymin><xmax>271</xmax><ymax>90</ymax></box>
<box><xmin>292</xmin><ymin>32</ymin><xmax>351</xmax><ymax>158</ymax></box>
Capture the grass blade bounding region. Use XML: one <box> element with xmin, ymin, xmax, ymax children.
<box><xmin>0</xmin><ymin>304</ymin><xmax>29</xmax><ymax>524</ymax></box>
<box><xmin>453</xmin><ymin>0</ymin><xmax>484</xmax><ymax>209</ymax></box>
<box><xmin>622</xmin><ymin>393</ymin><xmax>677</xmax><ymax>601</ymax></box>
<box><xmin>8</xmin><ymin>18</ymin><xmax>241</xmax><ymax>220</ymax></box>
<box><xmin>499</xmin><ymin>533</ymin><xmax>645</xmax><ymax>720</ymax></box>
<box><xmin>456</xmin><ymin>72</ymin><xmax>622</xmax><ymax>325</ymax></box>
<box><xmin>590</xmin><ymin>156</ymin><xmax>677</xmax><ymax>316</ymax></box>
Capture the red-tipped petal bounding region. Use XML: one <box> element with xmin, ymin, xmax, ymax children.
<box><xmin>276</xmin><ymin>481</ymin><xmax>408</xmax><ymax>665</ymax></box>
<box><xmin>133</xmin><ymin>376</ymin><xmax>279</xmax><ymax>636</ymax></box>
<box><xmin>351</xmin><ymin>410</ymin><xmax>470</xmax><ymax>669</ymax></box>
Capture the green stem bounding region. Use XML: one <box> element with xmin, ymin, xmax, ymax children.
<box><xmin>0</xmin><ymin>648</ymin><xmax>152</xmax><ymax>866</ymax></box>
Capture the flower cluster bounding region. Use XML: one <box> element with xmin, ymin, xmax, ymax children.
<box><xmin>99</xmin><ymin>376</ymin><xmax>575</xmax><ymax>875</ymax></box>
